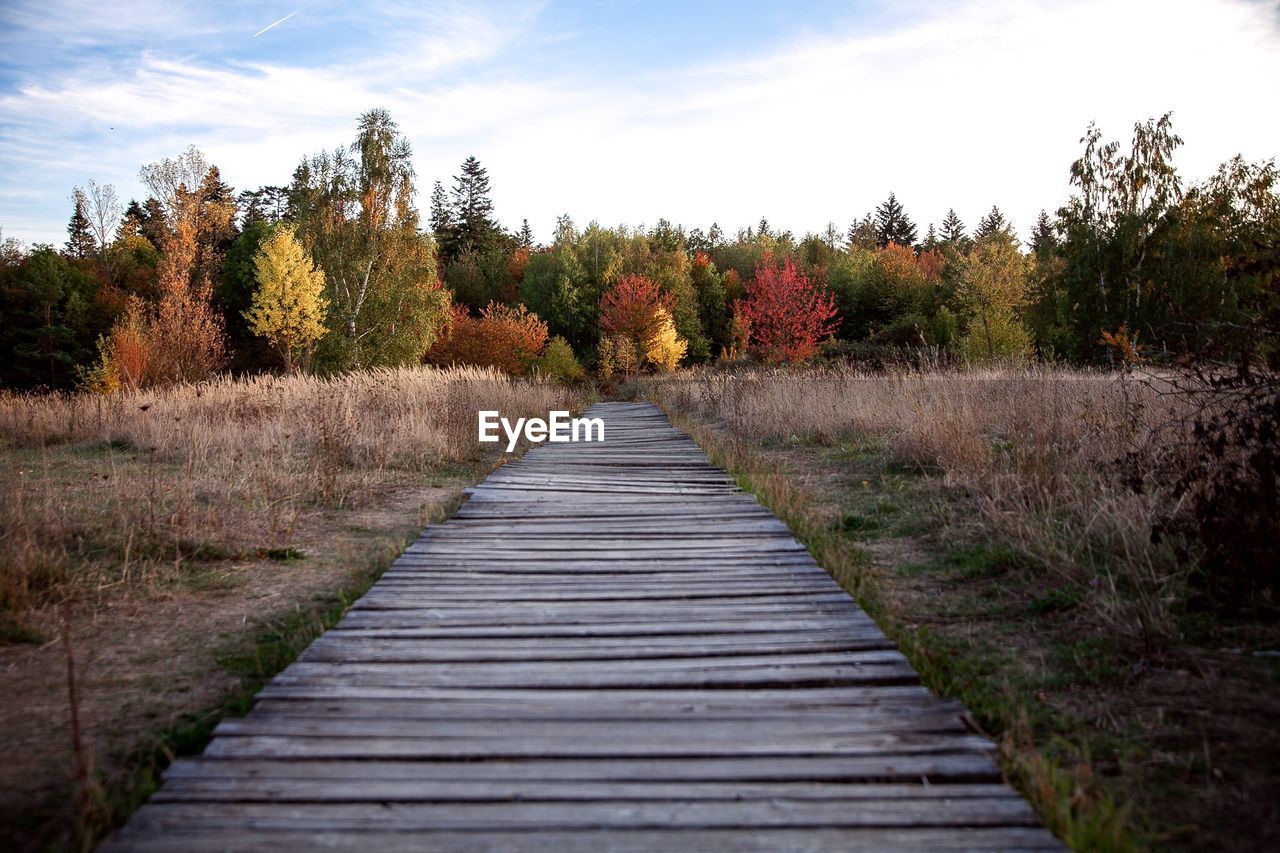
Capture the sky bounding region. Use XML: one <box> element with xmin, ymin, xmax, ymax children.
<box><xmin>1</xmin><ymin>0</ymin><xmax>1279</xmax><ymax>247</ymax></box>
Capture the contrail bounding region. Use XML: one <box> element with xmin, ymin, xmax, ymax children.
<box><xmin>253</xmin><ymin>9</ymin><xmax>299</xmax><ymax>37</ymax></box>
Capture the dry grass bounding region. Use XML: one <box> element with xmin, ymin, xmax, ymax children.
<box><xmin>0</xmin><ymin>365</ymin><xmax>583</xmax><ymax>851</ymax></box>
<box><xmin>648</xmin><ymin>364</ymin><xmax>1280</xmax><ymax>849</ymax></box>
<box><xmin>651</xmin><ymin>365</ymin><xmax>1191</xmax><ymax>646</ymax></box>
<box><xmin>0</xmin><ymin>365</ymin><xmax>582</xmax><ymax>616</ymax></box>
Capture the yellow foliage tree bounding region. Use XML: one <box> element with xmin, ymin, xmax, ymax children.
<box><xmin>644</xmin><ymin>307</ymin><xmax>687</xmax><ymax>372</ymax></box>
<box><xmin>245</xmin><ymin>225</ymin><xmax>329</xmax><ymax>373</ymax></box>
<box><xmin>957</xmin><ymin>236</ymin><xmax>1033</xmax><ymax>363</ymax></box>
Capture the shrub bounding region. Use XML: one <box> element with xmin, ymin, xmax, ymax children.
<box><xmin>426</xmin><ymin>302</ymin><xmax>549</xmax><ymax>376</ymax></box>
<box><xmin>537</xmin><ymin>336</ymin><xmax>585</xmax><ymax>382</ymax></box>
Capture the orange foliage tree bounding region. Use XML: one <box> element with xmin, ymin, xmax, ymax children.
<box><xmin>426</xmin><ymin>301</ymin><xmax>549</xmax><ymax>376</ymax></box>
<box><xmin>600</xmin><ymin>273</ymin><xmax>672</xmax><ymax>348</ymax></box>
<box><xmin>737</xmin><ymin>255</ymin><xmax>838</xmax><ymax>363</ymax></box>
<box><xmin>916</xmin><ymin>247</ymin><xmax>944</xmax><ymax>283</ymax></box>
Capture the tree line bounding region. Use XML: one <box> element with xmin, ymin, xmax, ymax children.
<box><xmin>1</xmin><ymin>109</ymin><xmax>1276</xmax><ymax>390</ymax></box>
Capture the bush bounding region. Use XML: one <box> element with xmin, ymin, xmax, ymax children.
<box><xmin>1154</xmin><ymin>371</ymin><xmax>1280</xmax><ymax>612</ymax></box>
<box><xmin>537</xmin><ymin>336</ymin><xmax>585</xmax><ymax>382</ymax></box>
<box><xmin>426</xmin><ymin>302</ymin><xmax>549</xmax><ymax>376</ymax></box>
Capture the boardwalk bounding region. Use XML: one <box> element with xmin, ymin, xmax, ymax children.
<box><xmin>104</xmin><ymin>402</ymin><xmax>1058</xmax><ymax>851</ymax></box>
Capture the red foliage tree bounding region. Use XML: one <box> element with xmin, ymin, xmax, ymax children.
<box><xmin>601</xmin><ymin>273</ymin><xmax>671</xmax><ymax>347</ymax></box>
<box><xmin>426</xmin><ymin>301</ymin><xmax>549</xmax><ymax>375</ymax></box>
<box><xmin>737</xmin><ymin>255</ymin><xmax>839</xmax><ymax>363</ymax></box>
<box><xmin>916</xmin><ymin>247</ymin><xmax>944</xmax><ymax>283</ymax></box>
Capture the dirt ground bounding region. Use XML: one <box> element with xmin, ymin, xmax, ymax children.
<box><xmin>0</xmin><ymin>482</ymin><xmax>462</xmax><ymax>852</ymax></box>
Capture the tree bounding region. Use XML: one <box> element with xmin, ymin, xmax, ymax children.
<box><xmin>521</xmin><ymin>223</ymin><xmax>595</xmax><ymax>350</ymax></box>
<box><xmin>238</xmin><ymin>185</ymin><xmax>288</xmax><ymax>227</ymax></box>
<box><xmin>874</xmin><ymin>193</ymin><xmax>918</xmax><ymax>248</ymax></box>
<box><xmin>597</xmin><ymin>334</ymin><xmax>638</xmax><ymax>379</ymax></box>
<box><xmin>1055</xmin><ymin>113</ymin><xmax>1187</xmax><ymax>360</ymax></box>
<box><xmin>600</xmin><ymin>272</ymin><xmax>671</xmax><ymax>353</ymax></box>
<box><xmin>218</xmin><ymin>220</ymin><xmax>274</xmax><ymax>370</ymax></box>
<box><xmin>426</xmin><ymin>301</ymin><xmax>549</xmax><ymax>376</ymax></box>
<box><xmin>83</xmin><ymin>180</ymin><xmax>121</xmax><ymax>276</ymax></box>
<box><xmin>429</xmin><ymin>180</ymin><xmax>452</xmax><ymax>242</ymax></box>
<box><xmin>245</xmin><ymin>225</ymin><xmax>329</xmax><ymax>373</ymax></box>
<box><xmin>65</xmin><ymin>190</ymin><xmax>95</xmax><ymax>259</ymax></box>
<box><xmin>644</xmin><ymin>306</ymin><xmax>686</xmax><ymax>372</ymax></box>
<box><xmin>1030</xmin><ymin>210</ymin><xmax>1058</xmax><ymax>257</ymax></box>
<box><xmin>738</xmin><ymin>255</ymin><xmax>838</xmax><ymax>363</ymax></box>
<box><xmin>120</xmin><ymin>146</ymin><xmax>229</xmax><ymax>384</ymax></box>
<box><xmin>691</xmin><ymin>251</ymin><xmax>730</xmax><ymax>357</ymax></box>
<box><xmin>445</xmin><ymin>156</ymin><xmax>503</xmax><ymax>260</ymax></box>
<box><xmin>0</xmin><ymin>245</ymin><xmax>101</xmax><ymax>388</ymax></box>
<box><xmin>940</xmin><ymin>208</ymin><xmax>966</xmax><ymax>244</ymax></box>
<box><xmin>957</xmin><ymin>235</ymin><xmax>1032</xmax><ymax>362</ymax></box>
<box><xmin>974</xmin><ymin>205</ymin><xmax>1014</xmax><ymax>242</ymax></box>
<box><xmin>291</xmin><ymin>110</ymin><xmax>449</xmax><ymax>369</ymax></box>
<box><xmin>519</xmin><ymin>218</ymin><xmax>534</xmax><ymax>249</ymax></box>
<box><xmin>923</xmin><ymin>223</ymin><xmax>938</xmax><ymax>251</ymax></box>
<box><xmin>846</xmin><ymin>213</ymin><xmax>877</xmax><ymax>251</ymax></box>
<box><xmin>537</xmin><ymin>335</ymin><xmax>584</xmax><ymax>381</ymax></box>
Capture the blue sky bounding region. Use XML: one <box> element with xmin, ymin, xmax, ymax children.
<box><xmin>2</xmin><ymin>0</ymin><xmax>1279</xmax><ymax>247</ymax></box>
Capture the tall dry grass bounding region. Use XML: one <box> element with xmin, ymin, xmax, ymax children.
<box><xmin>1</xmin><ymin>366</ymin><xmax>582</xmax><ymax>613</ymax></box>
<box><xmin>651</xmin><ymin>365</ymin><xmax>1193</xmax><ymax>645</ymax></box>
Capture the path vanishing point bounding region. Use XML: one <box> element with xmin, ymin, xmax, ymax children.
<box><xmin>103</xmin><ymin>402</ymin><xmax>1059</xmax><ymax>851</ymax></box>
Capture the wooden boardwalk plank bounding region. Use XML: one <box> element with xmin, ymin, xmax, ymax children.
<box><xmin>102</xmin><ymin>401</ymin><xmax>1057</xmax><ymax>851</ymax></box>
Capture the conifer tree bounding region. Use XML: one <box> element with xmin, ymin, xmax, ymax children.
<box><xmin>874</xmin><ymin>193</ymin><xmax>918</xmax><ymax>248</ymax></box>
<box><xmin>429</xmin><ymin>180</ymin><xmax>452</xmax><ymax>242</ymax></box>
<box><xmin>1030</xmin><ymin>210</ymin><xmax>1058</xmax><ymax>256</ymax></box>
<box><xmin>519</xmin><ymin>218</ymin><xmax>534</xmax><ymax>249</ymax></box>
<box><xmin>65</xmin><ymin>189</ymin><xmax>95</xmax><ymax>259</ymax></box>
<box><xmin>450</xmin><ymin>156</ymin><xmax>501</xmax><ymax>255</ymax></box>
<box><xmin>974</xmin><ymin>205</ymin><xmax>1013</xmax><ymax>242</ymax></box>
<box><xmin>940</xmin><ymin>208</ymin><xmax>966</xmax><ymax>243</ymax></box>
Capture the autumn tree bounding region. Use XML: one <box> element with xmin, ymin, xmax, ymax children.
<box><xmin>138</xmin><ymin>147</ymin><xmax>231</xmax><ymax>383</ymax></box>
<box><xmin>644</xmin><ymin>307</ymin><xmax>686</xmax><ymax>372</ymax></box>
<box><xmin>92</xmin><ymin>146</ymin><xmax>230</xmax><ymax>387</ymax></box>
<box><xmin>600</xmin><ymin>273</ymin><xmax>671</xmax><ymax>355</ymax></box>
<box><xmin>245</xmin><ymin>225</ymin><xmax>329</xmax><ymax>373</ymax></box>
<box><xmin>426</xmin><ymin>302</ymin><xmax>549</xmax><ymax>376</ymax></box>
<box><xmin>956</xmin><ymin>234</ymin><xmax>1032</xmax><ymax>362</ymax></box>
<box><xmin>291</xmin><ymin>110</ymin><xmax>449</xmax><ymax>369</ymax></box>
<box><xmin>738</xmin><ymin>255</ymin><xmax>838</xmax><ymax>363</ymax></box>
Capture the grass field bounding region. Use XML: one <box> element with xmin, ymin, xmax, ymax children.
<box><xmin>0</xmin><ymin>366</ymin><xmax>583</xmax><ymax>851</ymax></box>
<box><xmin>3</xmin><ymin>363</ymin><xmax>1276</xmax><ymax>851</ymax></box>
<box><xmin>648</xmin><ymin>365</ymin><xmax>1279</xmax><ymax>851</ymax></box>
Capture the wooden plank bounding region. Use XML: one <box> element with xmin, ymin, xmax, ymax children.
<box><xmin>158</xmin><ymin>753</ymin><xmax>1004</xmax><ymax>783</ymax></box>
<box><xmin>104</xmin><ymin>827</ymin><xmax>1062</xmax><ymax>852</ymax></box>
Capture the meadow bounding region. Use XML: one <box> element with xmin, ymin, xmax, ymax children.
<box><xmin>0</xmin><ymin>366</ymin><xmax>582</xmax><ymax>851</ymax></box>
<box><xmin>649</xmin><ymin>365</ymin><xmax>1279</xmax><ymax>850</ymax></box>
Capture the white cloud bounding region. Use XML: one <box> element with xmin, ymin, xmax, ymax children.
<box><xmin>1</xmin><ymin>0</ymin><xmax>1278</xmax><ymax>246</ymax></box>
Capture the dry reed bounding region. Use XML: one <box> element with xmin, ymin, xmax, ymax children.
<box><xmin>1</xmin><ymin>366</ymin><xmax>582</xmax><ymax>613</ymax></box>
<box><xmin>651</xmin><ymin>365</ymin><xmax>1192</xmax><ymax>644</ymax></box>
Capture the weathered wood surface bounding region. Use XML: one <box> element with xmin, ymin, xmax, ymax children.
<box><xmin>103</xmin><ymin>402</ymin><xmax>1058</xmax><ymax>851</ymax></box>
